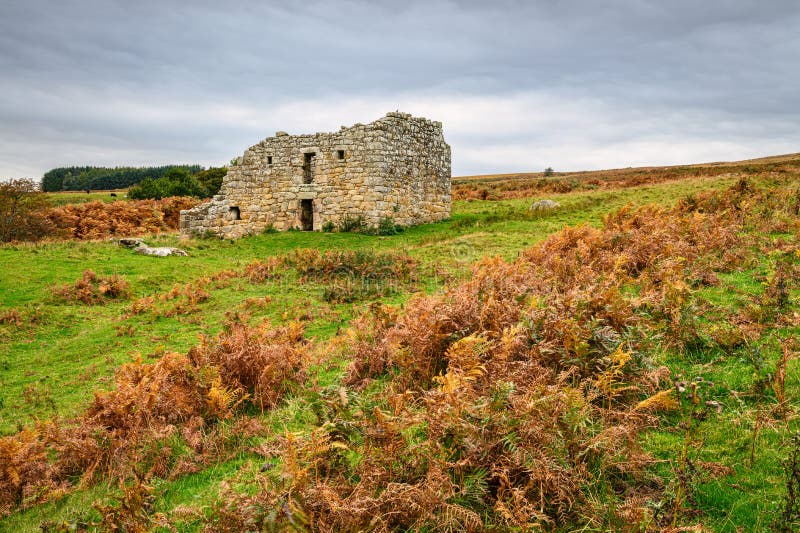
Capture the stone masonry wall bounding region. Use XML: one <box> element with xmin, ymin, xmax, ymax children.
<box><xmin>180</xmin><ymin>112</ymin><xmax>451</xmax><ymax>238</ymax></box>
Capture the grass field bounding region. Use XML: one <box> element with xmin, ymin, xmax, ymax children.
<box><xmin>2</xmin><ymin>160</ymin><xmax>800</xmax><ymax>531</ymax></box>
<box><xmin>43</xmin><ymin>190</ymin><xmax>127</xmax><ymax>207</ymax></box>
<box><xmin>0</xmin><ymin>175</ymin><xmax>738</xmax><ymax>434</ymax></box>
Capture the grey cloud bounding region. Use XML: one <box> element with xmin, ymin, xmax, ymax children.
<box><xmin>0</xmin><ymin>0</ymin><xmax>798</xmax><ymax>178</ymax></box>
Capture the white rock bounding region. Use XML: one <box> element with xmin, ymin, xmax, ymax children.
<box><xmin>132</xmin><ymin>243</ymin><xmax>189</xmax><ymax>257</ymax></box>
<box><xmin>529</xmin><ymin>199</ymin><xmax>561</xmax><ymax>211</ymax></box>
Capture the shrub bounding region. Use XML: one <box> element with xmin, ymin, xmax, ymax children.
<box><xmin>44</xmin><ymin>197</ymin><xmax>198</xmax><ymax>240</ymax></box>
<box><xmin>126</xmin><ymin>178</ymin><xmax>163</xmax><ymax>200</ymax></box>
<box><xmin>284</xmin><ymin>248</ymin><xmax>417</xmax><ymax>283</ymax></box>
<box><xmin>164</xmin><ymin>168</ymin><xmax>207</xmax><ymax>198</ymax></box>
<box><xmin>85</xmin><ymin>352</ymin><xmax>214</xmax><ymax>435</ymax></box>
<box><xmin>0</xmin><ymin>428</ymin><xmax>56</xmax><ymax>513</ymax></box>
<box><xmin>376</xmin><ymin>216</ymin><xmax>402</xmax><ymax>235</ymax></box>
<box><xmin>194</xmin><ymin>167</ymin><xmax>227</xmax><ymax>197</ymax></box>
<box><xmin>128</xmin><ymin>168</ymin><xmax>206</xmax><ymax>200</ymax></box>
<box><xmin>0</xmin><ymin>179</ymin><xmax>55</xmax><ymax>242</ymax></box>
<box><xmin>243</xmin><ymin>257</ymin><xmax>282</xmax><ymax>283</ymax></box>
<box><xmin>188</xmin><ymin>322</ymin><xmax>308</xmax><ymax>411</ymax></box>
<box><xmin>52</xmin><ymin>271</ymin><xmax>132</xmax><ymax>305</ymax></box>
<box><xmin>322</xmin><ymin>278</ymin><xmax>401</xmax><ymax>303</ymax></box>
<box><xmin>126</xmin><ymin>275</ymin><xmax>228</xmax><ymax>318</ymax></box>
<box><xmin>338</xmin><ymin>214</ymin><xmax>366</xmax><ymax>233</ymax></box>
<box><xmin>278</xmin><ymin>248</ymin><xmax>417</xmax><ymax>302</ymax></box>
<box><xmin>0</xmin><ymin>309</ymin><xmax>23</xmax><ymax>327</ymax></box>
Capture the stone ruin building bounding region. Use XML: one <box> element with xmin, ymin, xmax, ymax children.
<box><xmin>180</xmin><ymin>111</ymin><xmax>451</xmax><ymax>238</ymax></box>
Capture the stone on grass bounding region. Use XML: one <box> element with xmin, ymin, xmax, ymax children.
<box><xmin>529</xmin><ymin>199</ymin><xmax>560</xmax><ymax>211</ymax></box>
<box><xmin>117</xmin><ymin>238</ymin><xmax>188</xmax><ymax>257</ymax></box>
<box><xmin>134</xmin><ymin>245</ymin><xmax>188</xmax><ymax>257</ymax></box>
<box><xmin>118</xmin><ymin>238</ymin><xmax>145</xmax><ymax>248</ymax></box>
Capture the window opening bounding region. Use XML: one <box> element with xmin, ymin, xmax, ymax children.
<box><xmin>303</xmin><ymin>152</ymin><xmax>316</xmax><ymax>184</ymax></box>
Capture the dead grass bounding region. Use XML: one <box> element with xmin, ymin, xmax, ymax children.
<box><xmin>52</xmin><ymin>270</ymin><xmax>132</xmax><ymax>305</ymax></box>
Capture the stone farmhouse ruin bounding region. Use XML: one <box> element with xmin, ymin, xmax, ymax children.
<box><xmin>180</xmin><ymin>112</ymin><xmax>451</xmax><ymax>238</ymax></box>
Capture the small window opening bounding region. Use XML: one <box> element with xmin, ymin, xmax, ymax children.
<box><xmin>267</xmin><ymin>155</ymin><xmax>273</xmax><ymax>165</ymax></box>
<box><xmin>337</xmin><ymin>150</ymin><xmax>345</xmax><ymax>160</ymax></box>
<box><xmin>229</xmin><ymin>206</ymin><xmax>241</xmax><ymax>221</ymax></box>
<box><xmin>303</xmin><ymin>152</ymin><xmax>315</xmax><ymax>184</ymax></box>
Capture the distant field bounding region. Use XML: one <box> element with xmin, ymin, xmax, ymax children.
<box><xmin>2</xmin><ymin>158</ymin><xmax>800</xmax><ymax>531</ymax></box>
<box><xmin>43</xmin><ymin>189</ymin><xmax>127</xmax><ymax>207</ymax></box>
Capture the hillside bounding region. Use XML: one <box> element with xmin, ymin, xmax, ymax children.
<box><xmin>453</xmin><ymin>153</ymin><xmax>800</xmax><ymax>201</ymax></box>
<box><xmin>1</xmin><ymin>157</ymin><xmax>799</xmax><ymax>531</ymax></box>
<box><xmin>454</xmin><ymin>152</ymin><xmax>800</xmax><ymax>183</ymax></box>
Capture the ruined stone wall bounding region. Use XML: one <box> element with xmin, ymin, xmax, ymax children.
<box><xmin>180</xmin><ymin>112</ymin><xmax>451</xmax><ymax>238</ymax></box>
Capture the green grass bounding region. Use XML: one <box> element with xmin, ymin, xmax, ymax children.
<box><xmin>636</xmin><ymin>245</ymin><xmax>800</xmax><ymax>530</ymax></box>
<box><xmin>5</xmin><ymin>170</ymin><xmax>793</xmax><ymax>531</ymax></box>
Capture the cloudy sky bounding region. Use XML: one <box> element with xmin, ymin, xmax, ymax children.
<box><xmin>1</xmin><ymin>0</ymin><xmax>798</xmax><ymax>178</ymax></box>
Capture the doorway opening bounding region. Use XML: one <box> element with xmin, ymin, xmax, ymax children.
<box><xmin>300</xmin><ymin>199</ymin><xmax>313</xmax><ymax>231</ymax></box>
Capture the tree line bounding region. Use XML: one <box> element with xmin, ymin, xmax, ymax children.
<box><xmin>42</xmin><ymin>165</ymin><xmax>204</xmax><ymax>192</ymax></box>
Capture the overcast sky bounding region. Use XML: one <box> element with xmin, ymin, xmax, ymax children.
<box><xmin>1</xmin><ymin>0</ymin><xmax>798</xmax><ymax>179</ymax></box>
